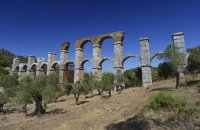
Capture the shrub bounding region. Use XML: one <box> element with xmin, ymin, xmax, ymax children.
<box><xmin>0</xmin><ymin>92</ymin><xmax>8</xmax><ymax>112</ymax></box>
<box><xmin>0</xmin><ymin>68</ymin><xmax>9</xmax><ymax>76</ymax></box>
<box><xmin>147</xmin><ymin>92</ymin><xmax>197</xmax><ymax>113</ymax></box>
<box><xmin>0</xmin><ymin>74</ymin><xmax>18</xmax><ymax>112</ymax></box>
<box><xmin>16</xmin><ymin>74</ymin><xmax>61</xmax><ymax>115</ymax></box>
<box><xmin>123</xmin><ymin>67</ymin><xmax>142</xmax><ymax>88</ymax></box>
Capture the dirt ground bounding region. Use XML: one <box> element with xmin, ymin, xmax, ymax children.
<box><xmin>0</xmin><ymin>76</ymin><xmax>200</xmax><ymax>130</ymax></box>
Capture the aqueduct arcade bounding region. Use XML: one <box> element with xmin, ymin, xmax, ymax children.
<box><xmin>11</xmin><ymin>31</ymin><xmax>187</xmax><ymax>87</ymax></box>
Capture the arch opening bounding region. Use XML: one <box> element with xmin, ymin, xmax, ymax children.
<box><xmin>100</xmin><ymin>58</ymin><xmax>114</xmax><ymax>73</ymax></box>
<box><xmin>40</xmin><ymin>63</ymin><xmax>47</xmax><ymax>75</ymax></box>
<box><xmin>30</xmin><ymin>64</ymin><xmax>37</xmax><ymax>79</ymax></box>
<box><xmin>63</xmin><ymin>62</ymin><xmax>74</xmax><ymax>83</ymax></box>
<box><xmin>100</xmin><ymin>38</ymin><xmax>114</xmax><ymax>58</ymax></box>
<box><xmin>51</xmin><ymin>62</ymin><xmax>60</xmax><ymax>75</ymax></box>
<box><xmin>151</xmin><ymin>52</ymin><xmax>172</xmax><ymax>82</ymax></box>
<box><xmin>123</xmin><ymin>56</ymin><xmax>142</xmax><ymax>88</ymax></box>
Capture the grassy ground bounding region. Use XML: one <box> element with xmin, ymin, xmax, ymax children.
<box><xmin>0</xmin><ymin>75</ymin><xmax>200</xmax><ymax>130</ymax></box>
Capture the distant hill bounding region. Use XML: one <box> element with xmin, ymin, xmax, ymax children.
<box><xmin>0</xmin><ymin>48</ymin><xmax>27</xmax><ymax>76</ymax></box>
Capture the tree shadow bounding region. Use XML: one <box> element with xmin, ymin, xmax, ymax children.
<box><xmin>105</xmin><ymin>112</ymin><xmax>200</xmax><ymax>130</ymax></box>
<box><xmin>0</xmin><ymin>108</ymin><xmax>21</xmax><ymax>114</ymax></box>
<box><xmin>105</xmin><ymin>113</ymin><xmax>150</xmax><ymax>130</ymax></box>
<box><xmin>148</xmin><ymin>87</ymin><xmax>175</xmax><ymax>92</ymax></box>
<box><xmin>186</xmin><ymin>79</ymin><xmax>200</xmax><ymax>87</ymax></box>
<box><xmin>79</xmin><ymin>101</ymin><xmax>89</xmax><ymax>105</ymax></box>
<box><xmin>46</xmin><ymin>108</ymin><xmax>67</xmax><ymax>115</ymax></box>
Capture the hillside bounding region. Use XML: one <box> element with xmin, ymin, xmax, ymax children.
<box><xmin>0</xmin><ymin>75</ymin><xmax>200</xmax><ymax>130</ymax></box>
<box><xmin>0</xmin><ymin>48</ymin><xmax>27</xmax><ymax>75</ymax></box>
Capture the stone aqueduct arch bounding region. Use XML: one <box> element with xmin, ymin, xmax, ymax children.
<box><xmin>11</xmin><ymin>32</ymin><xmax>186</xmax><ymax>87</ymax></box>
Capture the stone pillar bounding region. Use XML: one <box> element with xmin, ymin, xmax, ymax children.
<box><xmin>18</xmin><ymin>63</ymin><xmax>24</xmax><ymax>81</ymax></box>
<box><xmin>74</xmin><ymin>48</ymin><xmax>84</xmax><ymax>83</ymax></box>
<box><xmin>60</xmin><ymin>44</ymin><xmax>69</xmax><ymax>84</ymax></box>
<box><xmin>113</xmin><ymin>40</ymin><xmax>124</xmax><ymax>83</ymax></box>
<box><xmin>92</xmin><ymin>44</ymin><xmax>102</xmax><ymax>80</ymax></box>
<box><xmin>27</xmin><ymin>56</ymin><xmax>36</xmax><ymax>76</ymax></box>
<box><xmin>172</xmin><ymin>32</ymin><xmax>187</xmax><ymax>75</ymax></box>
<box><xmin>36</xmin><ymin>57</ymin><xmax>45</xmax><ymax>76</ymax></box>
<box><xmin>47</xmin><ymin>52</ymin><xmax>56</xmax><ymax>75</ymax></box>
<box><xmin>140</xmin><ymin>37</ymin><xmax>152</xmax><ymax>87</ymax></box>
<box><xmin>11</xmin><ymin>57</ymin><xmax>20</xmax><ymax>75</ymax></box>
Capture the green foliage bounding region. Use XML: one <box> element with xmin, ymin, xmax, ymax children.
<box><xmin>0</xmin><ymin>91</ymin><xmax>8</xmax><ymax>112</ymax></box>
<box><xmin>0</xmin><ymin>68</ymin><xmax>9</xmax><ymax>76</ymax></box>
<box><xmin>170</xmin><ymin>52</ymin><xmax>185</xmax><ymax>72</ymax></box>
<box><xmin>147</xmin><ymin>92</ymin><xmax>198</xmax><ymax>113</ymax></box>
<box><xmin>151</xmin><ymin>68</ymin><xmax>159</xmax><ymax>82</ymax></box>
<box><xmin>0</xmin><ymin>92</ymin><xmax>8</xmax><ymax>106</ymax></box>
<box><xmin>158</xmin><ymin>62</ymin><xmax>175</xmax><ymax>79</ymax></box>
<box><xmin>123</xmin><ymin>67</ymin><xmax>142</xmax><ymax>88</ymax></box>
<box><xmin>157</xmin><ymin>44</ymin><xmax>173</xmax><ymax>61</ymax></box>
<box><xmin>62</xmin><ymin>83</ymin><xmax>73</xmax><ymax>95</ymax></box>
<box><xmin>0</xmin><ymin>74</ymin><xmax>18</xmax><ymax>112</ymax></box>
<box><xmin>72</xmin><ymin>82</ymin><xmax>89</xmax><ymax>96</ymax></box>
<box><xmin>101</xmin><ymin>72</ymin><xmax>114</xmax><ymax>91</ymax></box>
<box><xmin>16</xmin><ymin>74</ymin><xmax>61</xmax><ymax>106</ymax></box>
<box><xmin>0</xmin><ymin>74</ymin><xmax>18</xmax><ymax>98</ymax></box>
<box><xmin>0</xmin><ymin>48</ymin><xmax>27</xmax><ymax>68</ymax></box>
<box><xmin>187</xmin><ymin>45</ymin><xmax>200</xmax><ymax>72</ymax></box>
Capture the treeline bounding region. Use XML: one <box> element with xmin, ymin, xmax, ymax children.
<box><xmin>0</xmin><ymin>48</ymin><xmax>27</xmax><ymax>76</ymax></box>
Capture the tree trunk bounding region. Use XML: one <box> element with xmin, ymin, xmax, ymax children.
<box><xmin>98</xmin><ymin>89</ymin><xmax>101</xmax><ymax>95</ymax></box>
<box><xmin>175</xmin><ymin>71</ymin><xmax>180</xmax><ymax>89</ymax></box>
<box><xmin>108</xmin><ymin>90</ymin><xmax>111</xmax><ymax>97</ymax></box>
<box><xmin>33</xmin><ymin>95</ymin><xmax>45</xmax><ymax>115</ymax></box>
<box><xmin>74</xmin><ymin>93</ymin><xmax>80</xmax><ymax>105</ymax></box>
<box><xmin>0</xmin><ymin>104</ymin><xmax>3</xmax><ymax>112</ymax></box>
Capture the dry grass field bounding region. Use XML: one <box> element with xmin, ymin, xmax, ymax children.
<box><xmin>0</xmin><ymin>75</ymin><xmax>200</xmax><ymax>130</ymax></box>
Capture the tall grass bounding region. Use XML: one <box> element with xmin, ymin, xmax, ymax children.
<box><xmin>147</xmin><ymin>92</ymin><xmax>198</xmax><ymax>113</ymax></box>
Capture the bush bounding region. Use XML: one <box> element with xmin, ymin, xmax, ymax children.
<box><xmin>0</xmin><ymin>74</ymin><xmax>18</xmax><ymax>112</ymax></box>
<box><xmin>0</xmin><ymin>74</ymin><xmax>18</xmax><ymax>98</ymax></box>
<box><xmin>123</xmin><ymin>67</ymin><xmax>142</xmax><ymax>88</ymax></box>
<box><xmin>147</xmin><ymin>92</ymin><xmax>197</xmax><ymax>113</ymax></box>
<box><xmin>158</xmin><ymin>62</ymin><xmax>175</xmax><ymax>79</ymax></box>
<box><xmin>0</xmin><ymin>68</ymin><xmax>9</xmax><ymax>76</ymax></box>
<box><xmin>0</xmin><ymin>92</ymin><xmax>8</xmax><ymax>112</ymax></box>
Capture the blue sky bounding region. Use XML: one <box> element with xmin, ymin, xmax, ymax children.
<box><xmin>0</xmin><ymin>0</ymin><xmax>200</xmax><ymax>72</ymax></box>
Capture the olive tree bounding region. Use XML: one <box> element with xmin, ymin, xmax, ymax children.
<box><xmin>101</xmin><ymin>72</ymin><xmax>114</xmax><ymax>97</ymax></box>
<box><xmin>16</xmin><ymin>74</ymin><xmax>61</xmax><ymax>115</ymax></box>
<box><xmin>72</xmin><ymin>81</ymin><xmax>89</xmax><ymax>105</ymax></box>
<box><xmin>0</xmin><ymin>74</ymin><xmax>18</xmax><ymax>112</ymax></box>
<box><xmin>159</xmin><ymin>44</ymin><xmax>185</xmax><ymax>89</ymax></box>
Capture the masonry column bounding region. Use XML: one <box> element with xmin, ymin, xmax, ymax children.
<box><xmin>47</xmin><ymin>52</ymin><xmax>56</xmax><ymax>75</ymax></box>
<box><xmin>27</xmin><ymin>56</ymin><xmax>36</xmax><ymax>76</ymax></box>
<box><xmin>36</xmin><ymin>57</ymin><xmax>45</xmax><ymax>76</ymax></box>
<box><xmin>92</xmin><ymin>43</ymin><xmax>102</xmax><ymax>80</ymax></box>
<box><xmin>113</xmin><ymin>34</ymin><xmax>124</xmax><ymax>83</ymax></box>
<box><xmin>172</xmin><ymin>32</ymin><xmax>187</xmax><ymax>75</ymax></box>
<box><xmin>18</xmin><ymin>63</ymin><xmax>23</xmax><ymax>81</ymax></box>
<box><xmin>74</xmin><ymin>48</ymin><xmax>84</xmax><ymax>83</ymax></box>
<box><xmin>11</xmin><ymin>57</ymin><xmax>20</xmax><ymax>75</ymax></box>
<box><xmin>140</xmin><ymin>37</ymin><xmax>152</xmax><ymax>87</ymax></box>
<box><xmin>60</xmin><ymin>42</ymin><xmax>69</xmax><ymax>84</ymax></box>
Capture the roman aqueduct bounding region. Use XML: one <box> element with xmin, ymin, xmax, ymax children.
<box><xmin>11</xmin><ymin>31</ymin><xmax>187</xmax><ymax>87</ymax></box>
